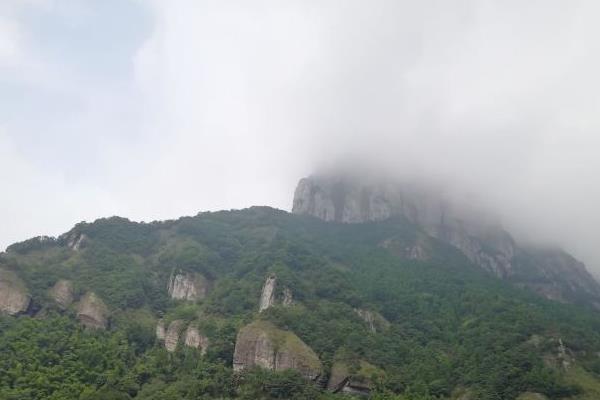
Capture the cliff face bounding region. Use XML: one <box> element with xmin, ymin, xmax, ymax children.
<box><xmin>233</xmin><ymin>321</ymin><xmax>322</xmax><ymax>380</ymax></box>
<box><xmin>77</xmin><ymin>292</ymin><xmax>108</xmax><ymax>329</ymax></box>
<box><xmin>168</xmin><ymin>271</ymin><xmax>209</xmax><ymax>302</ymax></box>
<box><xmin>0</xmin><ymin>269</ymin><xmax>30</xmax><ymax>315</ymax></box>
<box><xmin>258</xmin><ymin>275</ymin><xmax>294</xmax><ymax>312</ymax></box>
<box><xmin>49</xmin><ymin>280</ymin><xmax>74</xmax><ymax>309</ymax></box>
<box><xmin>164</xmin><ymin>320</ymin><xmax>185</xmax><ymax>352</ymax></box>
<box><xmin>292</xmin><ymin>174</ymin><xmax>600</xmax><ymax>304</ymax></box>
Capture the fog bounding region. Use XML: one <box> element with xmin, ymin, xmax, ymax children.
<box><xmin>1</xmin><ymin>1</ymin><xmax>600</xmax><ymax>273</ymax></box>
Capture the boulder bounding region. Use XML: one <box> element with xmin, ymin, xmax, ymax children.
<box><xmin>165</xmin><ymin>320</ymin><xmax>185</xmax><ymax>352</ymax></box>
<box><xmin>233</xmin><ymin>321</ymin><xmax>322</xmax><ymax>380</ymax></box>
<box><xmin>0</xmin><ymin>269</ymin><xmax>31</xmax><ymax>315</ymax></box>
<box><xmin>184</xmin><ymin>325</ymin><xmax>209</xmax><ymax>355</ymax></box>
<box><xmin>77</xmin><ymin>292</ymin><xmax>108</xmax><ymax>329</ymax></box>
<box><xmin>49</xmin><ymin>279</ymin><xmax>74</xmax><ymax>309</ymax></box>
<box><xmin>168</xmin><ymin>271</ymin><xmax>209</xmax><ymax>301</ymax></box>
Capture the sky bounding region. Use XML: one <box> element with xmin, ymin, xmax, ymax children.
<box><xmin>1</xmin><ymin>0</ymin><xmax>600</xmax><ymax>272</ymax></box>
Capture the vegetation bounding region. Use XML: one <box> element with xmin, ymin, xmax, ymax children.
<box><xmin>1</xmin><ymin>207</ymin><xmax>600</xmax><ymax>399</ymax></box>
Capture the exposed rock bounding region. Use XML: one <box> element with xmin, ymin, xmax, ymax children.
<box><xmin>168</xmin><ymin>271</ymin><xmax>209</xmax><ymax>301</ymax></box>
<box><xmin>233</xmin><ymin>321</ymin><xmax>322</xmax><ymax>380</ymax></box>
<box><xmin>282</xmin><ymin>287</ymin><xmax>294</xmax><ymax>306</ymax></box>
<box><xmin>292</xmin><ymin>173</ymin><xmax>600</xmax><ymax>304</ymax></box>
<box><xmin>0</xmin><ymin>269</ymin><xmax>30</xmax><ymax>315</ymax></box>
<box><xmin>77</xmin><ymin>292</ymin><xmax>108</xmax><ymax>329</ymax></box>
<box><xmin>156</xmin><ymin>320</ymin><xmax>166</xmax><ymax>340</ymax></box>
<box><xmin>327</xmin><ymin>360</ymin><xmax>383</xmax><ymax>396</ymax></box>
<box><xmin>165</xmin><ymin>320</ymin><xmax>185</xmax><ymax>352</ymax></box>
<box><xmin>49</xmin><ymin>279</ymin><xmax>74</xmax><ymax>309</ymax></box>
<box><xmin>259</xmin><ymin>275</ymin><xmax>277</xmax><ymax>312</ymax></box>
<box><xmin>354</xmin><ymin>309</ymin><xmax>390</xmax><ymax>333</ymax></box>
<box><xmin>68</xmin><ymin>233</ymin><xmax>87</xmax><ymax>251</ymax></box>
<box><xmin>380</xmin><ymin>236</ymin><xmax>430</xmax><ymax>261</ymax></box>
<box><xmin>184</xmin><ymin>325</ymin><xmax>209</xmax><ymax>355</ymax></box>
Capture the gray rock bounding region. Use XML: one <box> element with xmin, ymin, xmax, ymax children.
<box><xmin>156</xmin><ymin>320</ymin><xmax>166</xmax><ymax>340</ymax></box>
<box><xmin>233</xmin><ymin>321</ymin><xmax>322</xmax><ymax>380</ymax></box>
<box><xmin>168</xmin><ymin>271</ymin><xmax>209</xmax><ymax>301</ymax></box>
<box><xmin>77</xmin><ymin>292</ymin><xmax>108</xmax><ymax>329</ymax></box>
<box><xmin>354</xmin><ymin>309</ymin><xmax>390</xmax><ymax>333</ymax></box>
<box><xmin>165</xmin><ymin>320</ymin><xmax>185</xmax><ymax>352</ymax></box>
<box><xmin>49</xmin><ymin>279</ymin><xmax>74</xmax><ymax>309</ymax></box>
<box><xmin>259</xmin><ymin>275</ymin><xmax>277</xmax><ymax>312</ymax></box>
<box><xmin>184</xmin><ymin>326</ymin><xmax>209</xmax><ymax>355</ymax></box>
<box><xmin>0</xmin><ymin>269</ymin><xmax>30</xmax><ymax>315</ymax></box>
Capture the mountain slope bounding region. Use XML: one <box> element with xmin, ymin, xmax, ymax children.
<box><xmin>1</xmin><ymin>207</ymin><xmax>600</xmax><ymax>399</ymax></box>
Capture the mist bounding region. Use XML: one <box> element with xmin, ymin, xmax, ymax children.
<box><xmin>1</xmin><ymin>1</ymin><xmax>600</xmax><ymax>273</ymax></box>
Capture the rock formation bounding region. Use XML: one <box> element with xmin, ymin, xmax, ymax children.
<box><xmin>258</xmin><ymin>275</ymin><xmax>294</xmax><ymax>312</ymax></box>
<box><xmin>184</xmin><ymin>326</ymin><xmax>209</xmax><ymax>355</ymax></box>
<box><xmin>49</xmin><ymin>279</ymin><xmax>74</xmax><ymax>309</ymax></box>
<box><xmin>259</xmin><ymin>275</ymin><xmax>277</xmax><ymax>312</ymax></box>
<box><xmin>164</xmin><ymin>320</ymin><xmax>185</xmax><ymax>352</ymax></box>
<box><xmin>168</xmin><ymin>271</ymin><xmax>209</xmax><ymax>301</ymax></box>
<box><xmin>327</xmin><ymin>359</ymin><xmax>383</xmax><ymax>396</ymax></box>
<box><xmin>354</xmin><ymin>309</ymin><xmax>390</xmax><ymax>333</ymax></box>
<box><xmin>0</xmin><ymin>269</ymin><xmax>30</xmax><ymax>315</ymax></box>
<box><xmin>156</xmin><ymin>320</ymin><xmax>166</xmax><ymax>340</ymax></box>
<box><xmin>77</xmin><ymin>292</ymin><xmax>108</xmax><ymax>329</ymax></box>
<box><xmin>292</xmin><ymin>173</ymin><xmax>600</xmax><ymax>304</ymax></box>
<box><xmin>233</xmin><ymin>321</ymin><xmax>322</xmax><ymax>380</ymax></box>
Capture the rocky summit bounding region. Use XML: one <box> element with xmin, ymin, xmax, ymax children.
<box><xmin>292</xmin><ymin>173</ymin><xmax>600</xmax><ymax>306</ymax></box>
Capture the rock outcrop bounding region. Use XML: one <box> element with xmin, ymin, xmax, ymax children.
<box><xmin>259</xmin><ymin>275</ymin><xmax>277</xmax><ymax>312</ymax></box>
<box><xmin>165</xmin><ymin>320</ymin><xmax>185</xmax><ymax>352</ymax></box>
<box><xmin>156</xmin><ymin>320</ymin><xmax>166</xmax><ymax>340</ymax></box>
<box><xmin>184</xmin><ymin>326</ymin><xmax>209</xmax><ymax>355</ymax></box>
<box><xmin>77</xmin><ymin>292</ymin><xmax>108</xmax><ymax>329</ymax></box>
<box><xmin>292</xmin><ymin>173</ymin><xmax>600</xmax><ymax>304</ymax></box>
<box><xmin>0</xmin><ymin>269</ymin><xmax>30</xmax><ymax>315</ymax></box>
<box><xmin>168</xmin><ymin>271</ymin><xmax>209</xmax><ymax>301</ymax></box>
<box><xmin>327</xmin><ymin>359</ymin><xmax>383</xmax><ymax>396</ymax></box>
<box><xmin>258</xmin><ymin>275</ymin><xmax>294</xmax><ymax>312</ymax></box>
<box><xmin>49</xmin><ymin>279</ymin><xmax>74</xmax><ymax>309</ymax></box>
<box><xmin>354</xmin><ymin>309</ymin><xmax>390</xmax><ymax>333</ymax></box>
<box><xmin>233</xmin><ymin>321</ymin><xmax>322</xmax><ymax>380</ymax></box>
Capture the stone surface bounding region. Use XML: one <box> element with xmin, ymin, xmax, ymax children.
<box><xmin>49</xmin><ymin>279</ymin><xmax>74</xmax><ymax>309</ymax></box>
<box><xmin>282</xmin><ymin>287</ymin><xmax>294</xmax><ymax>306</ymax></box>
<box><xmin>77</xmin><ymin>292</ymin><xmax>108</xmax><ymax>329</ymax></box>
<box><xmin>259</xmin><ymin>275</ymin><xmax>277</xmax><ymax>312</ymax></box>
<box><xmin>165</xmin><ymin>320</ymin><xmax>185</xmax><ymax>352</ymax></box>
<box><xmin>327</xmin><ymin>359</ymin><xmax>383</xmax><ymax>396</ymax></box>
<box><xmin>184</xmin><ymin>326</ymin><xmax>209</xmax><ymax>355</ymax></box>
<box><xmin>233</xmin><ymin>321</ymin><xmax>322</xmax><ymax>380</ymax></box>
<box><xmin>168</xmin><ymin>271</ymin><xmax>209</xmax><ymax>301</ymax></box>
<box><xmin>0</xmin><ymin>269</ymin><xmax>30</xmax><ymax>315</ymax></box>
<box><xmin>156</xmin><ymin>320</ymin><xmax>166</xmax><ymax>340</ymax></box>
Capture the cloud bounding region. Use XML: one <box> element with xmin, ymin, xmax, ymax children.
<box><xmin>1</xmin><ymin>0</ymin><xmax>600</xmax><ymax>274</ymax></box>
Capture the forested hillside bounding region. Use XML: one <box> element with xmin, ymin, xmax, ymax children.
<box><xmin>2</xmin><ymin>207</ymin><xmax>600</xmax><ymax>400</ymax></box>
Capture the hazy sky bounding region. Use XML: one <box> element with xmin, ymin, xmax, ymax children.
<box><xmin>1</xmin><ymin>1</ymin><xmax>600</xmax><ymax>272</ymax></box>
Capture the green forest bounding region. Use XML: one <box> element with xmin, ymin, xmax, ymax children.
<box><xmin>2</xmin><ymin>207</ymin><xmax>600</xmax><ymax>400</ymax></box>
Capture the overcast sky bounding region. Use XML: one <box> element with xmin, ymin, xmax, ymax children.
<box><xmin>1</xmin><ymin>1</ymin><xmax>599</xmax><ymax>272</ymax></box>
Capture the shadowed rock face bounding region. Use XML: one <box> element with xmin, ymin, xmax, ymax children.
<box><xmin>168</xmin><ymin>272</ymin><xmax>209</xmax><ymax>301</ymax></box>
<box><xmin>0</xmin><ymin>269</ymin><xmax>30</xmax><ymax>315</ymax></box>
<box><xmin>233</xmin><ymin>321</ymin><xmax>322</xmax><ymax>380</ymax></box>
<box><xmin>77</xmin><ymin>292</ymin><xmax>108</xmax><ymax>329</ymax></box>
<box><xmin>184</xmin><ymin>326</ymin><xmax>209</xmax><ymax>355</ymax></box>
<box><xmin>49</xmin><ymin>280</ymin><xmax>74</xmax><ymax>309</ymax></box>
<box><xmin>156</xmin><ymin>320</ymin><xmax>166</xmax><ymax>340</ymax></box>
<box><xmin>292</xmin><ymin>174</ymin><xmax>600</xmax><ymax>304</ymax></box>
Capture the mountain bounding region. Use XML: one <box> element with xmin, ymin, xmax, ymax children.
<box><xmin>292</xmin><ymin>173</ymin><xmax>600</xmax><ymax>307</ymax></box>
<box><xmin>2</xmin><ymin>206</ymin><xmax>600</xmax><ymax>400</ymax></box>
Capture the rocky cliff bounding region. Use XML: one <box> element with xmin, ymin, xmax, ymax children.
<box><xmin>49</xmin><ymin>279</ymin><xmax>74</xmax><ymax>309</ymax></box>
<box><xmin>184</xmin><ymin>326</ymin><xmax>209</xmax><ymax>355</ymax></box>
<box><xmin>327</xmin><ymin>359</ymin><xmax>383</xmax><ymax>396</ymax></box>
<box><xmin>292</xmin><ymin>174</ymin><xmax>600</xmax><ymax>305</ymax></box>
<box><xmin>164</xmin><ymin>320</ymin><xmax>185</xmax><ymax>352</ymax></box>
<box><xmin>168</xmin><ymin>271</ymin><xmax>209</xmax><ymax>301</ymax></box>
<box><xmin>0</xmin><ymin>269</ymin><xmax>30</xmax><ymax>315</ymax></box>
<box><xmin>258</xmin><ymin>275</ymin><xmax>294</xmax><ymax>312</ymax></box>
<box><xmin>233</xmin><ymin>321</ymin><xmax>322</xmax><ymax>380</ymax></box>
<box><xmin>77</xmin><ymin>292</ymin><xmax>108</xmax><ymax>329</ymax></box>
